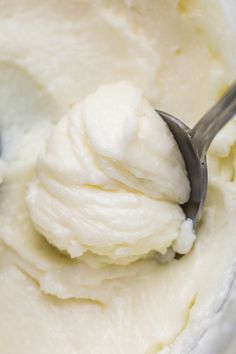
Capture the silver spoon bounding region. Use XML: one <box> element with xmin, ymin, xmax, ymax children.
<box><xmin>156</xmin><ymin>82</ymin><xmax>236</xmax><ymax>229</ymax></box>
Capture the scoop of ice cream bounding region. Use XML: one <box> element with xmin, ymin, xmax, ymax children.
<box><xmin>27</xmin><ymin>81</ymin><xmax>195</xmax><ymax>262</ymax></box>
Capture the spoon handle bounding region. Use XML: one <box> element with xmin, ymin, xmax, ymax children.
<box><xmin>191</xmin><ymin>82</ymin><xmax>236</xmax><ymax>159</ymax></box>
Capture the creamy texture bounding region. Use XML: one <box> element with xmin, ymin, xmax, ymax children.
<box><xmin>27</xmin><ymin>81</ymin><xmax>193</xmax><ymax>261</ymax></box>
<box><xmin>1</xmin><ymin>1</ymin><xmax>236</xmax><ymax>354</ymax></box>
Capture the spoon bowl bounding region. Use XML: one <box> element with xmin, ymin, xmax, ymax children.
<box><xmin>157</xmin><ymin>110</ymin><xmax>207</xmax><ymax>228</ymax></box>
<box><xmin>156</xmin><ymin>81</ymin><xmax>236</xmax><ymax>228</ymax></box>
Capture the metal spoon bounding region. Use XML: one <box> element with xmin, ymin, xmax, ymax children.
<box><xmin>156</xmin><ymin>82</ymin><xmax>236</xmax><ymax>229</ymax></box>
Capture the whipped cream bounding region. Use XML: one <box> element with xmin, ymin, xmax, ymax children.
<box><xmin>27</xmin><ymin>82</ymin><xmax>194</xmax><ymax>261</ymax></box>
<box><xmin>0</xmin><ymin>1</ymin><xmax>236</xmax><ymax>354</ymax></box>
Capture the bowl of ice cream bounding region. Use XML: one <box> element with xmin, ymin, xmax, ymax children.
<box><xmin>1</xmin><ymin>1</ymin><xmax>236</xmax><ymax>353</ymax></box>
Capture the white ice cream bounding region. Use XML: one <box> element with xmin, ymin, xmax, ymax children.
<box><xmin>1</xmin><ymin>1</ymin><xmax>236</xmax><ymax>354</ymax></box>
<box><xmin>27</xmin><ymin>81</ymin><xmax>194</xmax><ymax>261</ymax></box>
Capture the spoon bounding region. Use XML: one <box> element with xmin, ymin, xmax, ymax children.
<box><xmin>156</xmin><ymin>82</ymin><xmax>236</xmax><ymax>229</ymax></box>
